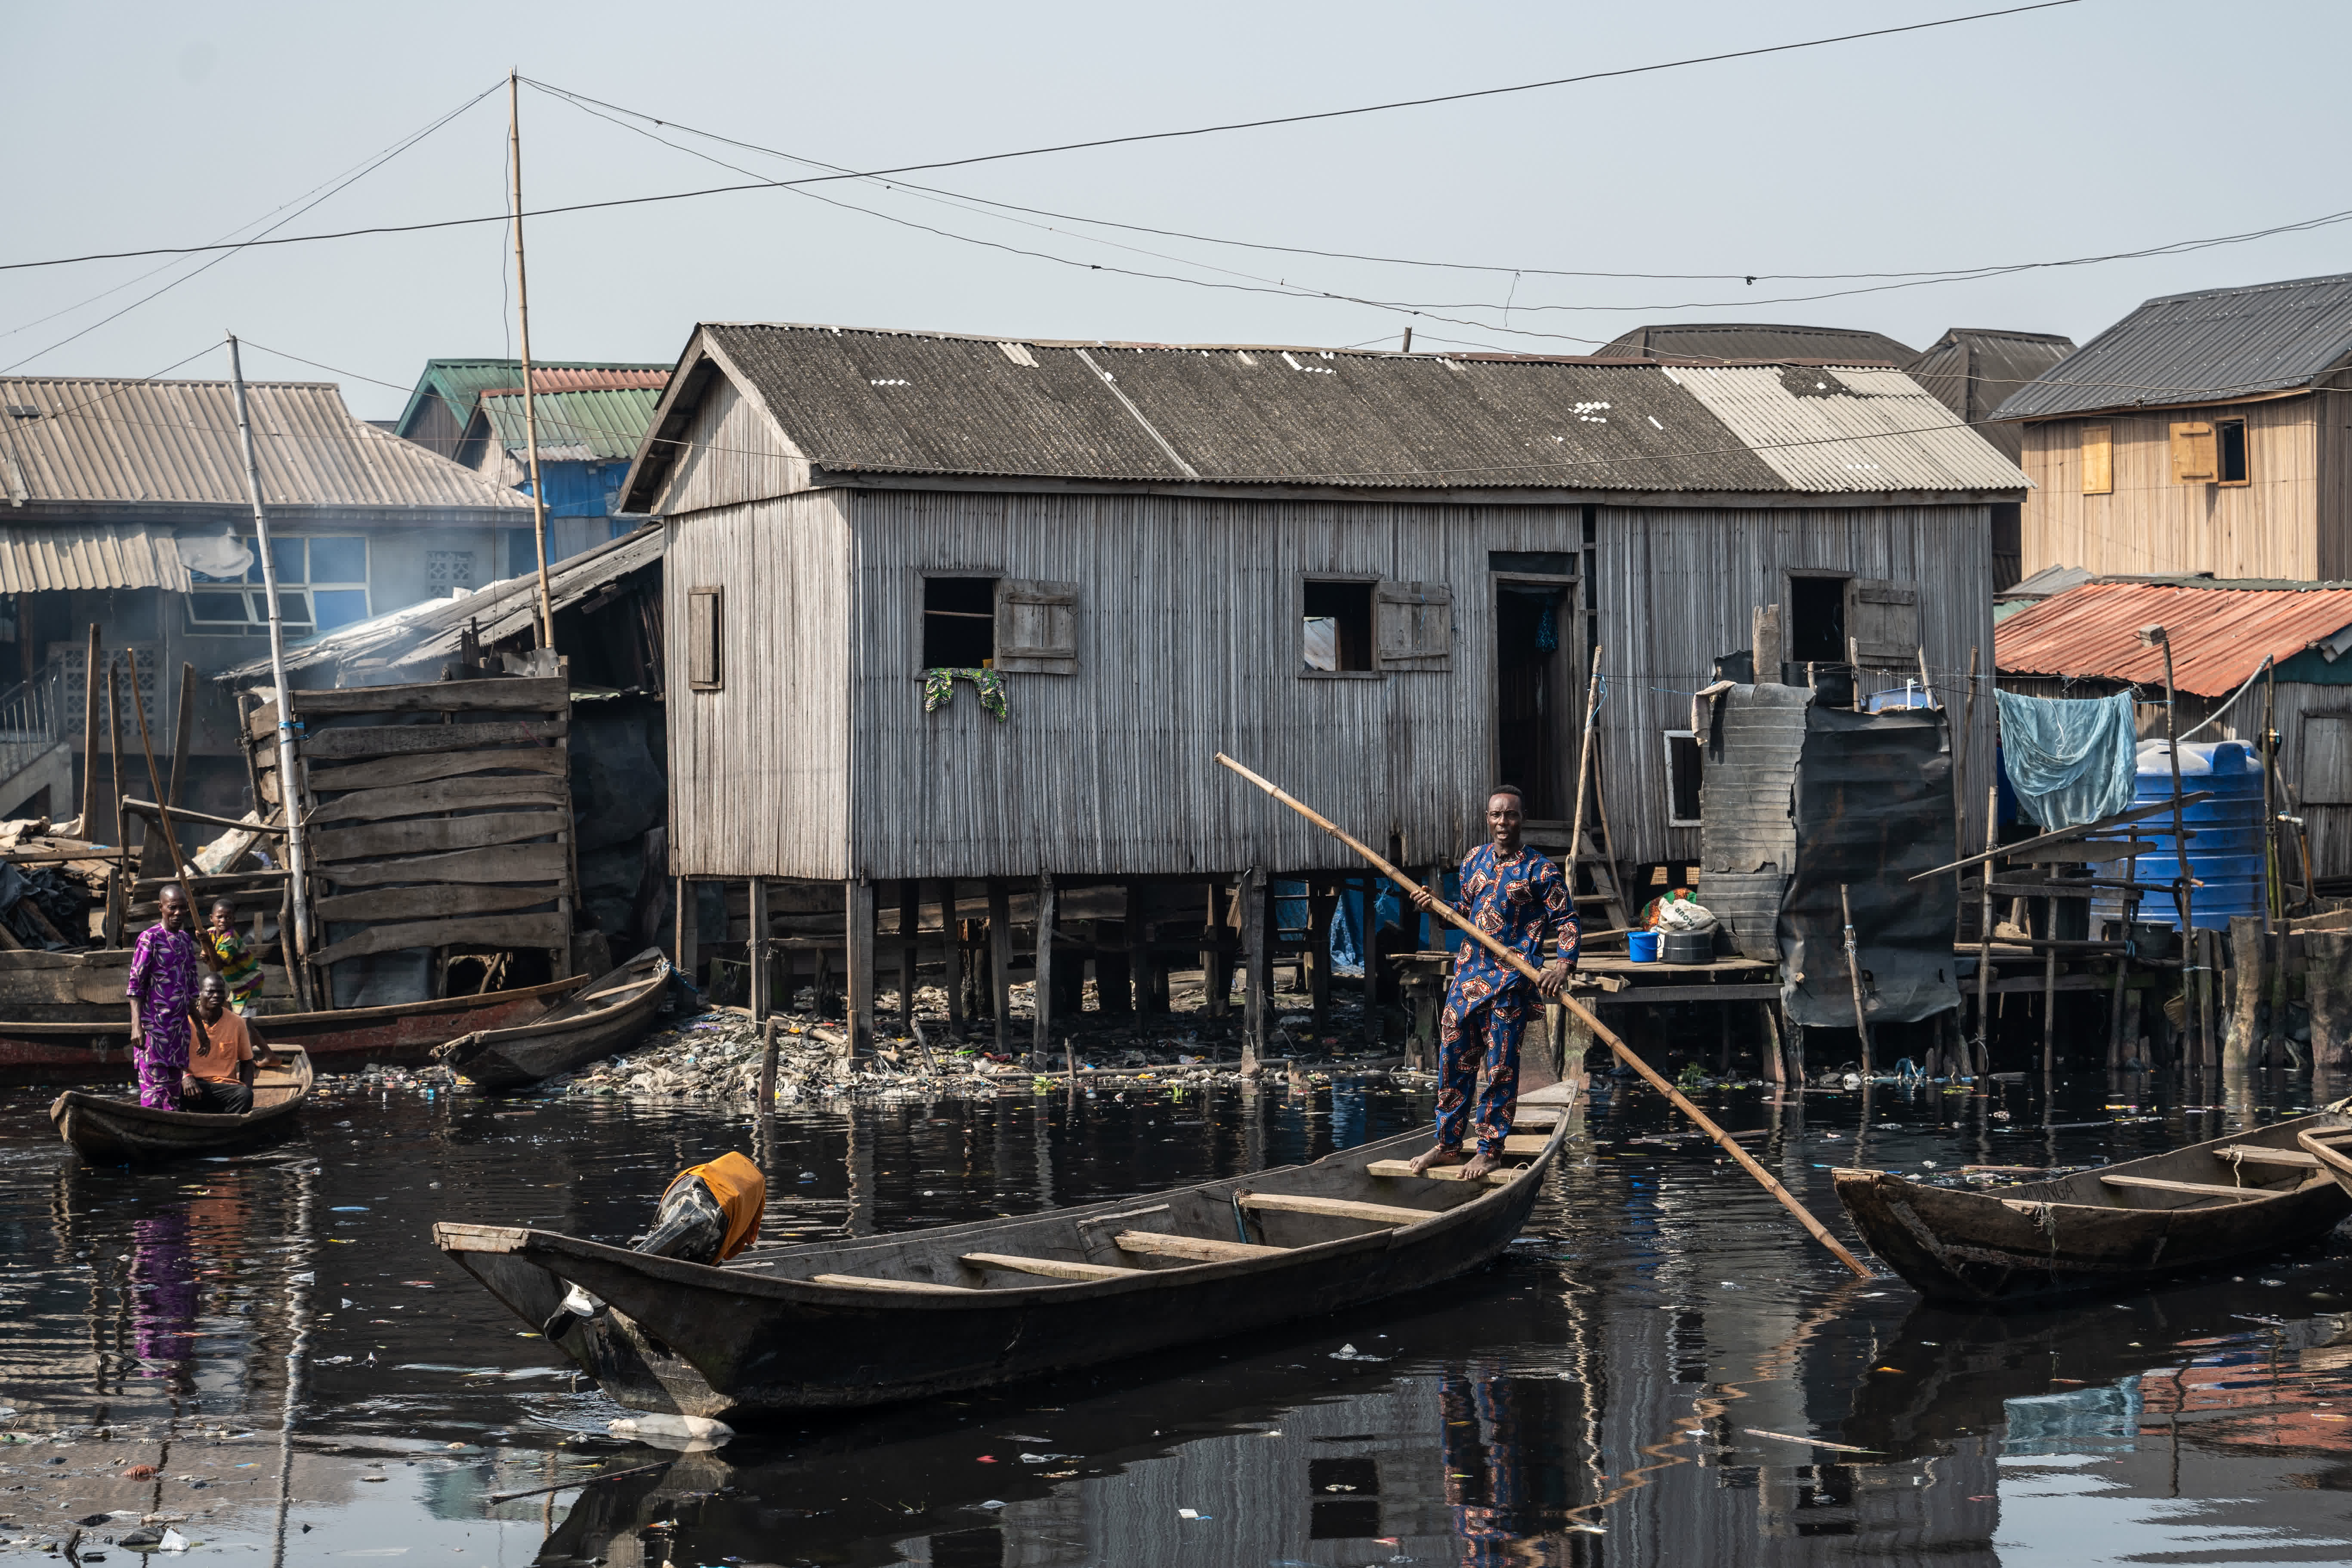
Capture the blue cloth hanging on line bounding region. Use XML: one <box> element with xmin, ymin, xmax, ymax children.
<box><xmin>1993</xmin><ymin>689</ymin><xmax>2138</xmax><ymax>830</ymax></box>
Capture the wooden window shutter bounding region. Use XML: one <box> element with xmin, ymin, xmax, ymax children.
<box><xmin>1375</xmin><ymin>580</ymin><xmax>1453</xmax><ymax>670</ymax></box>
<box><xmin>995</xmin><ymin>578</ymin><xmax>1079</xmax><ymax>674</ymax></box>
<box><xmin>2302</xmin><ymin>713</ymin><xmax>2352</xmax><ymax>805</ymax></box>
<box><xmin>1846</xmin><ymin>579</ymin><xmax>1920</xmax><ymax>665</ymax></box>
<box><xmin>2081</xmin><ymin>424</ymin><xmax>2112</xmax><ymax>494</ymax></box>
<box><xmin>686</xmin><ymin>586</ymin><xmax>722</xmax><ymax>690</ymax></box>
<box><xmin>2170</xmin><ymin>421</ymin><xmax>2216</xmax><ymax>483</ymax></box>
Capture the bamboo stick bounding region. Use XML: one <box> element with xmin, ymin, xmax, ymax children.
<box><xmin>1215</xmin><ymin>751</ymin><xmax>1872</xmax><ymax>1278</ymax></box>
<box><xmin>125</xmin><ymin>677</ymin><xmax>194</xmax><ymax>880</ymax></box>
<box><xmin>1840</xmin><ymin>883</ymin><xmax>1871</xmax><ymax>1076</ymax></box>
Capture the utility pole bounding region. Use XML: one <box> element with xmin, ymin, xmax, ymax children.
<box><xmin>508</xmin><ymin>68</ymin><xmax>557</xmax><ymax>650</ymax></box>
<box><xmin>226</xmin><ymin>334</ymin><xmax>315</xmax><ymax>1012</ymax></box>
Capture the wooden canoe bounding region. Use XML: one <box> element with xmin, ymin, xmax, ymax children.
<box><xmin>49</xmin><ymin>1047</ymin><xmax>315</xmax><ymax>1163</ymax></box>
<box><xmin>1834</xmin><ymin>1111</ymin><xmax>2352</xmax><ymax>1305</ymax></box>
<box><xmin>434</xmin><ymin>948</ymin><xmax>671</xmax><ymax>1090</ymax></box>
<box><xmin>2297</xmin><ymin>1121</ymin><xmax>2352</xmax><ymax>1198</ymax></box>
<box><xmin>0</xmin><ymin>972</ymin><xmax>596</xmax><ymax>1083</ymax></box>
<box><xmin>435</xmin><ymin>1109</ymin><xmax>1572</xmax><ymax>1418</ymax></box>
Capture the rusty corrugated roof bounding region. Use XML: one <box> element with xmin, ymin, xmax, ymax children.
<box><xmin>1994</xmin><ymin>579</ymin><xmax>2352</xmax><ymax>695</ymax></box>
<box><xmin>0</xmin><ymin>377</ymin><xmax>527</xmax><ymax>513</ymax></box>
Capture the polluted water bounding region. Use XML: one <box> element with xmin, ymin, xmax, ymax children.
<box><xmin>3</xmin><ymin>1052</ymin><xmax>2352</xmax><ymax>1567</ymax></box>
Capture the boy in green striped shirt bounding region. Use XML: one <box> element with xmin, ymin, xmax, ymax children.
<box><xmin>203</xmin><ymin>898</ymin><xmax>264</xmax><ymax>1015</ymax></box>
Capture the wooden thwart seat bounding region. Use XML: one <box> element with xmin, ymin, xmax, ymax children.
<box><xmin>1239</xmin><ymin>1192</ymin><xmax>1433</xmax><ymax>1226</ymax></box>
<box><xmin>960</xmin><ymin>1252</ymin><xmax>1144</xmax><ymax>1281</ymax></box>
<box><xmin>809</xmin><ymin>1273</ymin><xmax>980</xmax><ymax>1293</ymax></box>
<box><xmin>1364</xmin><ymin>1159</ymin><xmax>1513</xmax><ymax>1186</ymax></box>
<box><xmin>2215</xmin><ymin>1145</ymin><xmax>2321</xmax><ymax>1169</ymax></box>
<box><xmin>1113</xmin><ymin>1231</ymin><xmax>1285</xmax><ymax>1262</ymax></box>
<box><xmin>2100</xmin><ymin>1174</ymin><xmax>2272</xmax><ymax>1202</ymax></box>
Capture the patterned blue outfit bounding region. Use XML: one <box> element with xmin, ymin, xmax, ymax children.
<box><xmin>1437</xmin><ymin>843</ymin><xmax>1577</xmax><ymax>1157</ymax></box>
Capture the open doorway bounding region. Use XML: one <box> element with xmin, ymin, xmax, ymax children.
<box><xmin>1494</xmin><ymin>575</ymin><xmax>1577</xmax><ymax>820</ymax></box>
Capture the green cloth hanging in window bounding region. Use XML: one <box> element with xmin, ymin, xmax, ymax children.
<box><xmin>922</xmin><ymin>667</ymin><xmax>1009</xmax><ymax>721</ymax></box>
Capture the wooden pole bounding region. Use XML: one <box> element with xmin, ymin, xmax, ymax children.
<box><xmin>846</xmin><ymin>879</ymin><xmax>874</xmax><ymax>1060</ymax></box>
<box><xmin>1215</xmin><ymin>752</ymin><xmax>1871</xmax><ymax>1278</ymax></box>
<box><xmin>2155</xmin><ymin>635</ymin><xmax>2195</xmax><ymax>1065</ymax></box>
<box><xmin>1240</xmin><ymin>866</ymin><xmax>1268</xmax><ymax>1071</ymax></box>
<box><xmin>506</xmin><ymin>70</ymin><xmax>558</xmax><ymax>649</ymax></box>
<box><xmin>2041</xmin><ymin>905</ymin><xmax>2059</xmax><ymax>1079</ymax></box>
<box><xmin>1840</xmin><ymin>883</ymin><xmax>1871</xmax><ymax>1076</ymax></box>
<box><xmin>1958</xmin><ymin>645</ymin><xmax>1979</xmax><ymax>870</ymax></box>
<box><xmin>166</xmin><ymin>661</ymin><xmax>195</xmax><ymax>809</ymax></box>
<box><xmin>939</xmin><ymin>880</ymin><xmax>967</xmax><ymax>1041</ymax></box>
<box><xmin>988</xmin><ymin>880</ymin><xmax>1012</xmax><ymax>1049</ymax></box>
<box><xmin>125</xmin><ymin>662</ymin><xmax>192</xmax><ymax>880</ymax></box>
<box><xmin>757</xmin><ymin>1015</ymin><xmax>779</xmax><ymax>1109</ymax></box>
<box><xmin>1567</xmin><ymin>647</ymin><xmax>1602</xmax><ymax>877</ymax></box>
<box><xmin>1975</xmin><ymin>785</ymin><xmax>1997</xmax><ymax>1076</ymax></box>
<box><xmin>1031</xmin><ymin>873</ymin><xmax>1056</xmax><ymax>1070</ymax></box>
<box><xmin>747</xmin><ymin>877</ymin><xmax>768</xmax><ymax>1021</ymax></box>
<box><xmin>896</xmin><ymin>878</ymin><xmax>918</xmax><ymax>1031</ymax></box>
<box><xmin>76</xmin><ymin>624</ymin><xmax>101</xmax><ymax>836</ymax></box>
<box><xmin>2226</xmin><ymin>915</ymin><xmax>2262</xmax><ymax>1072</ymax></box>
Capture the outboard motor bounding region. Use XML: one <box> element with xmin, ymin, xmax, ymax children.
<box><xmin>545</xmin><ymin>1152</ymin><xmax>767</xmax><ymax>1342</ymax></box>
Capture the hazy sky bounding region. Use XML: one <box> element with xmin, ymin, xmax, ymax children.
<box><xmin>8</xmin><ymin>0</ymin><xmax>2349</xmax><ymax>421</ymax></box>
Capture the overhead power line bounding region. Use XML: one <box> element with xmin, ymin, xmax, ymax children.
<box><xmin>0</xmin><ymin>2</ymin><xmax>2081</xmax><ymax>275</ymax></box>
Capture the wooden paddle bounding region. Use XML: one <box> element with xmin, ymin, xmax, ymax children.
<box><xmin>1215</xmin><ymin>752</ymin><xmax>1872</xmax><ymax>1278</ymax></box>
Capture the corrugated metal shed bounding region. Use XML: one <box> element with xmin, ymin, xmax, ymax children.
<box><xmin>475</xmin><ymin>386</ymin><xmax>661</xmax><ymax>462</ymax></box>
<box><xmin>625</xmin><ymin>324</ymin><xmax>2025</xmax><ymax>508</ymax></box>
<box><xmin>0</xmin><ymin>378</ymin><xmax>527</xmax><ymax>513</ymax></box>
<box><xmin>1903</xmin><ymin>327</ymin><xmax>2077</xmax><ymax>460</ymax></box>
<box><xmin>1668</xmin><ymin>365</ymin><xmax>2027</xmax><ymax>494</ymax></box>
<box><xmin>1599</xmin><ymin>322</ymin><xmax>1916</xmax><ymax>364</ymax></box>
<box><xmin>393</xmin><ymin>359</ymin><xmax>668</xmax><ymax>440</ymax></box>
<box><xmin>217</xmin><ymin>522</ymin><xmax>663</xmax><ymax>682</ymax></box>
<box><xmin>1994</xmin><ymin>579</ymin><xmax>2352</xmax><ymax>695</ymax></box>
<box><xmin>0</xmin><ymin>523</ymin><xmax>190</xmax><ymax>593</ymax></box>
<box><xmin>1992</xmin><ymin>272</ymin><xmax>2352</xmax><ymax>422</ymax></box>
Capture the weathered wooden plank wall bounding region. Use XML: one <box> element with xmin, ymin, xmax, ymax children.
<box><xmin>1595</xmin><ymin>503</ymin><xmax>1996</xmax><ymax>865</ymax></box>
<box><xmin>250</xmin><ymin>676</ymin><xmax>576</xmax><ymax>996</ymax></box>
<box><xmin>664</xmin><ymin>491</ymin><xmax>852</xmax><ymax>880</ymax></box>
<box><xmin>2018</xmin><ymin>398</ymin><xmax>2319</xmax><ymax>580</ymax></box>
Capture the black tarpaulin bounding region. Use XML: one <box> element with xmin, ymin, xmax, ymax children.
<box><xmin>1779</xmin><ymin>704</ymin><xmax>1960</xmax><ymax>1028</ymax></box>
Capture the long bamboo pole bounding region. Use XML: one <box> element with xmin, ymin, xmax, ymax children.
<box><xmin>507</xmin><ymin>70</ymin><xmax>558</xmax><ymax>651</ymax></box>
<box><xmin>1215</xmin><ymin>752</ymin><xmax>1872</xmax><ymax>1278</ymax></box>
<box><xmin>125</xmin><ymin>667</ymin><xmax>192</xmax><ymax>880</ymax></box>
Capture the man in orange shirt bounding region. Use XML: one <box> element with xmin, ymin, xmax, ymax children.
<box><xmin>183</xmin><ymin>975</ymin><xmax>273</xmax><ymax>1115</ymax></box>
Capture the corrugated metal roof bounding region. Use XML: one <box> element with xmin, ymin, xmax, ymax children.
<box><xmin>628</xmin><ymin>323</ymin><xmax>2025</xmax><ymax>506</ymax></box>
<box><xmin>0</xmin><ymin>523</ymin><xmax>190</xmax><ymax>593</ymax></box>
<box><xmin>217</xmin><ymin>522</ymin><xmax>664</xmax><ymax>683</ymax></box>
<box><xmin>474</xmin><ymin>386</ymin><xmax>661</xmax><ymax>461</ymax></box>
<box><xmin>1903</xmin><ymin>327</ymin><xmax>2077</xmax><ymax>459</ymax></box>
<box><xmin>392</xmin><ymin>360</ymin><xmax>669</xmax><ymax>439</ymax></box>
<box><xmin>1994</xmin><ymin>579</ymin><xmax>2352</xmax><ymax>695</ymax></box>
<box><xmin>1993</xmin><ymin>273</ymin><xmax>2352</xmax><ymax>422</ymax></box>
<box><xmin>1599</xmin><ymin>322</ymin><xmax>1916</xmax><ymax>364</ymax></box>
<box><xmin>0</xmin><ymin>378</ymin><xmax>528</xmax><ymax>512</ymax></box>
<box><xmin>1668</xmin><ymin>365</ymin><xmax>2029</xmax><ymax>494</ymax></box>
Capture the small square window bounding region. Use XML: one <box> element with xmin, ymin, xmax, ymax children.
<box><xmin>1303</xmin><ymin>580</ymin><xmax>1374</xmax><ymax>672</ymax></box>
<box><xmin>1787</xmin><ymin>575</ymin><xmax>1847</xmax><ymax>665</ymax></box>
<box><xmin>2216</xmin><ymin>419</ymin><xmax>2249</xmax><ymax>485</ymax></box>
<box><xmin>923</xmin><ymin>576</ymin><xmax>997</xmax><ymax>669</ymax></box>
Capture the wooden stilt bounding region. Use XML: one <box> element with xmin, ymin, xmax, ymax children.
<box><xmin>988</xmin><ymin>879</ymin><xmax>1013</xmax><ymax>1049</ymax></box>
<box><xmin>896</xmin><ymin>879</ymin><xmax>918</xmax><ymax>1028</ymax></box>
<box><xmin>846</xmin><ymin>880</ymin><xmax>875</xmax><ymax>1059</ymax></box>
<box><xmin>2041</xmin><ymin>896</ymin><xmax>2059</xmax><ymax>1079</ymax></box>
<box><xmin>1240</xmin><ymin>866</ymin><xmax>1268</xmax><ymax>1071</ymax></box>
<box><xmin>747</xmin><ymin>877</ymin><xmax>769</xmax><ymax>1021</ymax></box>
<box><xmin>1361</xmin><ymin>874</ymin><xmax>1383</xmax><ymax>1052</ymax></box>
<box><xmin>2227</xmin><ymin>915</ymin><xmax>2262</xmax><ymax>1072</ymax></box>
<box><xmin>1202</xmin><ymin>881</ymin><xmax>1231</xmax><ymax>1018</ymax></box>
<box><xmin>938</xmin><ymin>880</ymin><xmax>966</xmax><ymax>1041</ymax></box>
<box><xmin>1974</xmin><ymin>785</ymin><xmax>1997</xmax><ymax>1077</ymax></box>
<box><xmin>1307</xmin><ymin>874</ymin><xmax>1335</xmax><ymax>1032</ymax></box>
<box><xmin>1762</xmin><ymin>1001</ymin><xmax>1786</xmax><ymax>1086</ymax></box>
<box><xmin>1031</xmin><ymin>873</ymin><xmax>1056</xmax><ymax>1069</ymax></box>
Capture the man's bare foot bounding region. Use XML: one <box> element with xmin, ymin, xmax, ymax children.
<box><xmin>1406</xmin><ymin>1144</ymin><xmax>1467</xmax><ymax>1175</ymax></box>
<box><xmin>1461</xmin><ymin>1148</ymin><xmax>1501</xmax><ymax>1180</ymax></box>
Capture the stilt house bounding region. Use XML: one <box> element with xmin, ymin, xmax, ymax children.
<box><xmin>619</xmin><ymin>324</ymin><xmax>2025</xmax><ymax>1052</ymax></box>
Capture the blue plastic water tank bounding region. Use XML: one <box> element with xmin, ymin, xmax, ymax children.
<box><xmin>2117</xmin><ymin>739</ymin><xmax>2266</xmax><ymax>933</ymax></box>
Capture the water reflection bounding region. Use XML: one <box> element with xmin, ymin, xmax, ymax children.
<box><xmin>0</xmin><ymin>1068</ymin><xmax>2348</xmax><ymax>1566</ymax></box>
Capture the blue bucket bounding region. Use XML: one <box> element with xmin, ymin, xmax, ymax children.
<box><xmin>1627</xmin><ymin>929</ymin><xmax>1661</xmax><ymax>964</ymax></box>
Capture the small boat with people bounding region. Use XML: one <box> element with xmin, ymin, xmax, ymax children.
<box><xmin>435</xmin><ymin>1107</ymin><xmax>1571</xmax><ymax>1418</ymax></box>
<box><xmin>433</xmin><ymin>948</ymin><xmax>671</xmax><ymax>1091</ymax></box>
<box><xmin>49</xmin><ymin>1046</ymin><xmax>314</xmax><ymax>1162</ymax></box>
<box><xmin>1834</xmin><ymin>1109</ymin><xmax>2352</xmax><ymax>1304</ymax></box>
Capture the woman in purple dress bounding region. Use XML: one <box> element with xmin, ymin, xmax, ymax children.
<box><xmin>126</xmin><ymin>884</ymin><xmax>201</xmax><ymax>1109</ymax></box>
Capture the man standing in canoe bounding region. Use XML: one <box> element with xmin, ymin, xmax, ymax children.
<box><xmin>1407</xmin><ymin>788</ymin><xmax>1577</xmax><ymax>1179</ymax></box>
<box><xmin>126</xmin><ymin>883</ymin><xmax>202</xmax><ymax>1110</ymax></box>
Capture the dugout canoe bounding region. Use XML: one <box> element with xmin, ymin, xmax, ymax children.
<box><xmin>1833</xmin><ymin>1111</ymin><xmax>2352</xmax><ymax>1305</ymax></box>
<box><xmin>49</xmin><ymin>1047</ymin><xmax>314</xmax><ymax>1163</ymax></box>
<box><xmin>435</xmin><ymin>1109</ymin><xmax>1571</xmax><ymax>1419</ymax></box>
<box><xmin>434</xmin><ymin>949</ymin><xmax>671</xmax><ymax>1090</ymax></box>
<box><xmin>0</xmin><ymin>972</ymin><xmax>597</xmax><ymax>1083</ymax></box>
